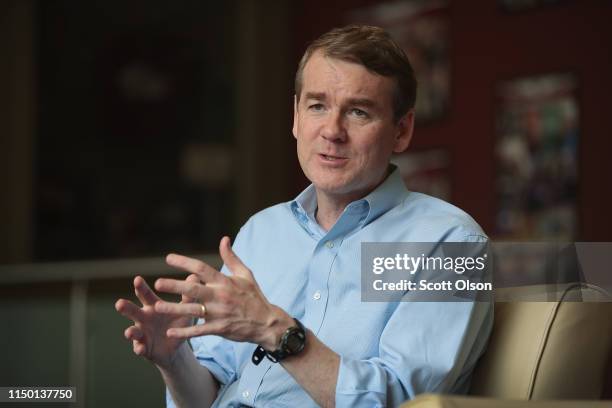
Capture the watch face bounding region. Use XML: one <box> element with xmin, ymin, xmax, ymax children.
<box><xmin>285</xmin><ymin>330</ymin><xmax>305</xmax><ymax>353</ymax></box>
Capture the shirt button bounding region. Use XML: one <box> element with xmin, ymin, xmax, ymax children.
<box><xmin>313</xmin><ymin>291</ymin><xmax>321</xmax><ymax>300</ymax></box>
<box><xmin>242</xmin><ymin>390</ymin><xmax>250</xmax><ymax>398</ymax></box>
<box><xmin>325</xmin><ymin>240</ymin><xmax>334</xmax><ymax>248</ymax></box>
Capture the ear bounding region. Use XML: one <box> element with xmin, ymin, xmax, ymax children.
<box><xmin>292</xmin><ymin>95</ymin><xmax>299</xmax><ymax>140</ymax></box>
<box><xmin>392</xmin><ymin>109</ymin><xmax>415</xmax><ymax>153</ymax></box>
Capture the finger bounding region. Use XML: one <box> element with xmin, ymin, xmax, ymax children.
<box><xmin>166</xmin><ymin>320</ymin><xmax>228</xmax><ymax>339</ymax></box>
<box><xmin>155</xmin><ymin>300</ymin><xmax>208</xmax><ymax>318</ymax></box>
<box><xmin>166</xmin><ymin>254</ymin><xmax>223</xmax><ymax>284</ymax></box>
<box><xmin>219</xmin><ymin>236</ymin><xmax>253</xmax><ymax>280</ymax></box>
<box><xmin>134</xmin><ymin>276</ymin><xmax>160</xmax><ymax>306</ymax></box>
<box><xmin>182</xmin><ymin>274</ymin><xmax>201</xmax><ymax>303</ymax></box>
<box><xmin>155</xmin><ymin>277</ymin><xmax>212</xmax><ymax>300</ymax></box>
<box><xmin>115</xmin><ymin>299</ymin><xmax>146</xmax><ymax>322</ymax></box>
<box><xmin>133</xmin><ymin>340</ymin><xmax>147</xmax><ymax>356</ymax></box>
<box><xmin>124</xmin><ymin>325</ymin><xmax>143</xmax><ymax>341</ymax></box>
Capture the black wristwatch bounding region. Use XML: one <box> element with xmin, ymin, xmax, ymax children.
<box><xmin>251</xmin><ymin>318</ymin><xmax>306</xmax><ymax>365</ymax></box>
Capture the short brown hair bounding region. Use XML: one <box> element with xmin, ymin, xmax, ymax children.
<box><xmin>295</xmin><ymin>25</ymin><xmax>417</xmax><ymax>122</ymax></box>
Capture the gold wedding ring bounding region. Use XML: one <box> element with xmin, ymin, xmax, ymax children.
<box><xmin>200</xmin><ymin>303</ymin><xmax>207</xmax><ymax>317</ymax></box>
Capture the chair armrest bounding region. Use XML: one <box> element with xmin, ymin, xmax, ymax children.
<box><xmin>400</xmin><ymin>394</ymin><xmax>611</xmax><ymax>408</ymax></box>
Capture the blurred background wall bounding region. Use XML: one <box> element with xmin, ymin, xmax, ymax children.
<box><xmin>2</xmin><ymin>0</ymin><xmax>611</xmax><ymax>266</ymax></box>
<box><xmin>1</xmin><ymin>0</ymin><xmax>611</xmax><ymax>406</ymax></box>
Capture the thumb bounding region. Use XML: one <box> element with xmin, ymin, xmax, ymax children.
<box><xmin>219</xmin><ymin>236</ymin><xmax>253</xmax><ymax>280</ymax></box>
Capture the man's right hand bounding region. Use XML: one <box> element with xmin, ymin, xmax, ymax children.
<box><xmin>115</xmin><ymin>274</ymin><xmax>201</xmax><ymax>370</ymax></box>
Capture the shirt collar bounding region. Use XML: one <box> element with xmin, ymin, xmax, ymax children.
<box><xmin>360</xmin><ymin>164</ymin><xmax>409</xmax><ymax>225</ymax></box>
<box><xmin>290</xmin><ymin>164</ymin><xmax>408</xmax><ymax>234</ymax></box>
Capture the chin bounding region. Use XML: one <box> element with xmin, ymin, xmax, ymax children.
<box><xmin>312</xmin><ymin>176</ymin><xmax>359</xmax><ymax>196</ymax></box>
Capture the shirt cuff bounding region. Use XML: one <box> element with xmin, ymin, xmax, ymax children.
<box><xmin>195</xmin><ymin>355</ymin><xmax>237</xmax><ymax>386</ymax></box>
<box><xmin>335</xmin><ymin>356</ymin><xmax>410</xmax><ymax>407</ymax></box>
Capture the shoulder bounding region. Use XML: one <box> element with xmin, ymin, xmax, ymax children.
<box><xmin>223</xmin><ymin>202</ymin><xmax>296</xmax><ymax>271</ymax></box>
<box><xmin>230</xmin><ymin>201</ymin><xmax>299</xmax><ymax>248</ymax></box>
<box><xmin>387</xmin><ymin>192</ymin><xmax>487</xmax><ymax>242</ymax></box>
<box><xmin>238</xmin><ymin>201</ymin><xmax>294</xmax><ymax>232</ymax></box>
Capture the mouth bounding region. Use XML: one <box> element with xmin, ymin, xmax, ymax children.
<box><xmin>319</xmin><ymin>153</ymin><xmax>347</xmax><ymax>161</ymax></box>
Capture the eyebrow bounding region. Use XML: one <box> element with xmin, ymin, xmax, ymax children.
<box><xmin>346</xmin><ymin>98</ymin><xmax>377</xmax><ymax>108</ymax></box>
<box><xmin>303</xmin><ymin>92</ymin><xmax>378</xmax><ymax>109</ymax></box>
<box><xmin>303</xmin><ymin>92</ymin><xmax>326</xmax><ymax>101</ymax></box>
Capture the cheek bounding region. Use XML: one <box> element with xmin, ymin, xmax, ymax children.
<box><xmin>352</xmin><ymin>138</ymin><xmax>395</xmax><ymax>170</ymax></box>
<box><xmin>354</xmin><ymin>133</ymin><xmax>389</xmax><ymax>157</ymax></box>
<box><xmin>297</xmin><ymin>125</ymin><xmax>318</xmax><ymax>152</ymax></box>
<box><xmin>296</xmin><ymin>137</ymin><xmax>312</xmax><ymax>166</ymax></box>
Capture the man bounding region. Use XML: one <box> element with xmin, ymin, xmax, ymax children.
<box><xmin>116</xmin><ymin>25</ymin><xmax>492</xmax><ymax>407</ymax></box>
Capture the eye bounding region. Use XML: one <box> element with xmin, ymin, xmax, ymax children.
<box><xmin>308</xmin><ymin>103</ymin><xmax>325</xmax><ymax>112</ymax></box>
<box><xmin>350</xmin><ymin>108</ymin><xmax>369</xmax><ymax>118</ymax></box>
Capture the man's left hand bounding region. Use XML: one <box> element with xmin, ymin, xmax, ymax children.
<box><xmin>154</xmin><ymin>236</ymin><xmax>292</xmax><ymax>351</ymax></box>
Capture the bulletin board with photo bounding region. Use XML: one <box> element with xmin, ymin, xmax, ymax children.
<box><xmin>495</xmin><ymin>73</ymin><xmax>579</xmax><ymax>240</ymax></box>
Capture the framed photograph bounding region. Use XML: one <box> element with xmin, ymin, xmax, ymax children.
<box><xmin>495</xmin><ymin>73</ymin><xmax>579</xmax><ymax>239</ymax></box>
<box><xmin>347</xmin><ymin>0</ymin><xmax>450</xmax><ymax>124</ymax></box>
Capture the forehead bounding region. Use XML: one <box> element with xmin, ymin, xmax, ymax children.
<box><xmin>301</xmin><ymin>51</ymin><xmax>395</xmax><ymax>105</ymax></box>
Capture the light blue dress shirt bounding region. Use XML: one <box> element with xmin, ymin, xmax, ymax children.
<box><xmin>167</xmin><ymin>167</ymin><xmax>493</xmax><ymax>407</ymax></box>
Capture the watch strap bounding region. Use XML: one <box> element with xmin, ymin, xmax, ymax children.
<box><xmin>251</xmin><ymin>318</ymin><xmax>306</xmax><ymax>365</ymax></box>
<box><xmin>251</xmin><ymin>345</ymin><xmax>268</xmax><ymax>365</ymax></box>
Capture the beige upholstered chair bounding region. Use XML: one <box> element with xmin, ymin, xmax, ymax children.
<box><xmin>401</xmin><ymin>283</ymin><xmax>612</xmax><ymax>408</ymax></box>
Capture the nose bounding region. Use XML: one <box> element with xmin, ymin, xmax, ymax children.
<box><xmin>320</xmin><ymin>111</ymin><xmax>347</xmax><ymax>143</ymax></box>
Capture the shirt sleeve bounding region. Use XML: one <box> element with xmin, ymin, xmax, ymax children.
<box><xmin>335</xmin><ymin>231</ymin><xmax>493</xmax><ymax>406</ymax></box>
<box><xmin>335</xmin><ymin>300</ymin><xmax>493</xmax><ymax>406</ymax></box>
